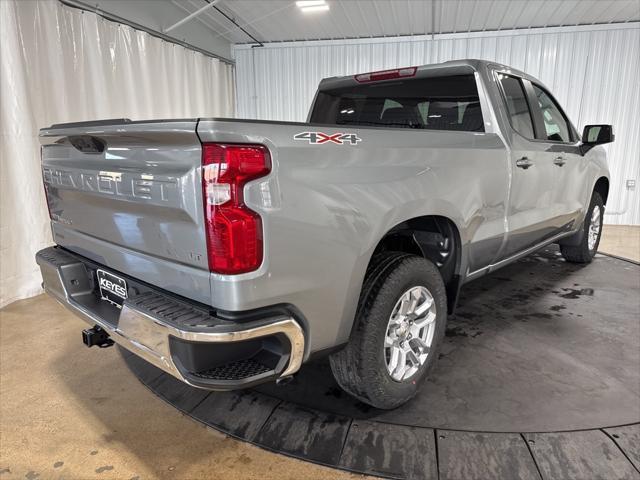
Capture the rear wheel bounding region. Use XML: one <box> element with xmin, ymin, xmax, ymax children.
<box><xmin>560</xmin><ymin>192</ymin><xmax>604</xmax><ymax>263</ymax></box>
<box><xmin>329</xmin><ymin>252</ymin><xmax>447</xmax><ymax>409</ymax></box>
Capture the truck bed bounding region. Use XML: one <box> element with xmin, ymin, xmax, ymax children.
<box><xmin>41</xmin><ymin>116</ymin><xmax>508</xmax><ymax>352</ymax></box>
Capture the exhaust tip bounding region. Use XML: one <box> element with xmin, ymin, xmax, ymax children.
<box><xmin>276</xmin><ymin>375</ymin><xmax>295</xmax><ymax>386</ymax></box>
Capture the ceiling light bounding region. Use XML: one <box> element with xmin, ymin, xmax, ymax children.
<box><xmin>301</xmin><ymin>5</ymin><xmax>329</xmax><ymax>12</ymax></box>
<box><xmin>296</xmin><ymin>1</ymin><xmax>326</xmax><ymax>7</ymax></box>
<box><xmin>296</xmin><ymin>0</ymin><xmax>329</xmax><ymax>13</ymax></box>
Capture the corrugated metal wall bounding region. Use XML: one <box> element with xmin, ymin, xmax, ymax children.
<box><xmin>234</xmin><ymin>23</ymin><xmax>640</xmax><ymax>225</ymax></box>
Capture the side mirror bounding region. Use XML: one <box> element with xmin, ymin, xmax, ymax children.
<box><xmin>581</xmin><ymin>125</ymin><xmax>614</xmax><ymax>154</ymax></box>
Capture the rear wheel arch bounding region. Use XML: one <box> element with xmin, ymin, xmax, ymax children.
<box><xmin>369</xmin><ymin>215</ymin><xmax>463</xmax><ymax>313</ymax></box>
<box><xmin>330</xmin><ymin>252</ymin><xmax>449</xmax><ymax>408</ymax></box>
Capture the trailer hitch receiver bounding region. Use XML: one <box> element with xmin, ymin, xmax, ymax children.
<box><xmin>82</xmin><ymin>325</ymin><xmax>114</xmax><ymax>348</ymax></box>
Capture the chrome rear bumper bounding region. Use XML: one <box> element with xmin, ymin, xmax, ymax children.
<box><xmin>36</xmin><ymin>247</ymin><xmax>305</xmax><ymax>389</ymax></box>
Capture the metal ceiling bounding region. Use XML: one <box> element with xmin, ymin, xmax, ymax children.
<box><xmin>173</xmin><ymin>0</ymin><xmax>640</xmax><ymax>44</ymax></box>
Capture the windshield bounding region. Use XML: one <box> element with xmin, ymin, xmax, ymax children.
<box><xmin>309</xmin><ymin>74</ymin><xmax>484</xmax><ymax>132</ymax></box>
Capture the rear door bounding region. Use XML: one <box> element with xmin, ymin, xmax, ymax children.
<box><xmin>40</xmin><ymin>120</ymin><xmax>212</xmax><ymax>304</ymax></box>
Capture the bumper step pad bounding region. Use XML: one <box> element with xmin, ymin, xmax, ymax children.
<box><xmin>191</xmin><ymin>358</ymin><xmax>272</xmax><ymax>381</ymax></box>
<box><xmin>126</xmin><ymin>291</ymin><xmax>234</xmax><ymax>330</ymax></box>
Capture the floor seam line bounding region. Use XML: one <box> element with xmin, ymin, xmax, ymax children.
<box><xmin>600</xmin><ymin>428</ymin><xmax>640</xmax><ymax>474</ymax></box>
<box><xmin>434</xmin><ymin>429</ymin><xmax>441</xmax><ymax>480</ymax></box>
<box><xmin>336</xmin><ymin>418</ymin><xmax>353</xmax><ymax>467</ymax></box>
<box><xmin>250</xmin><ymin>398</ymin><xmax>283</xmax><ymax>442</ymax></box>
<box><xmin>187</xmin><ymin>391</ymin><xmax>212</xmax><ymax>413</ymax></box>
<box><xmin>521</xmin><ymin>433</ymin><xmax>545</xmax><ymax>480</ymax></box>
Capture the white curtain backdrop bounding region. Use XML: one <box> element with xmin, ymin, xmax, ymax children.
<box><xmin>0</xmin><ymin>0</ymin><xmax>235</xmax><ymax>308</ymax></box>
<box><xmin>234</xmin><ymin>23</ymin><xmax>640</xmax><ymax>226</ymax></box>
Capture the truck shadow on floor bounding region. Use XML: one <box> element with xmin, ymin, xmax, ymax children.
<box><xmin>51</xmin><ymin>245</ymin><xmax>639</xmax><ymax>439</ymax></box>
<box><xmin>252</xmin><ymin>246</ymin><xmax>640</xmax><ymax>432</ymax></box>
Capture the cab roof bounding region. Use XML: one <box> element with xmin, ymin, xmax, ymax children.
<box><xmin>318</xmin><ymin>58</ymin><xmax>538</xmax><ymax>90</ymax></box>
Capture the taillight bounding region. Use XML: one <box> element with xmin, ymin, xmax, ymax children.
<box><xmin>41</xmin><ymin>147</ymin><xmax>53</xmax><ymax>220</ymax></box>
<box><xmin>202</xmin><ymin>143</ymin><xmax>271</xmax><ymax>274</ymax></box>
<box><xmin>354</xmin><ymin>67</ymin><xmax>417</xmax><ymax>83</ymax></box>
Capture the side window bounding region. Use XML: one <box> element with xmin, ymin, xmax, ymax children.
<box><xmin>531</xmin><ymin>84</ymin><xmax>572</xmax><ymax>142</ymax></box>
<box><xmin>498</xmin><ymin>74</ymin><xmax>535</xmax><ymax>139</ymax></box>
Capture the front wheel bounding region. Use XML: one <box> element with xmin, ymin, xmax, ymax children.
<box><xmin>329</xmin><ymin>253</ymin><xmax>447</xmax><ymax>409</ymax></box>
<box><xmin>560</xmin><ymin>191</ymin><xmax>604</xmax><ymax>263</ymax></box>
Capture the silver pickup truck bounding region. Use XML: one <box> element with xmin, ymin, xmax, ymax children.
<box><xmin>36</xmin><ymin>59</ymin><xmax>613</xmax><ymax>409</ymax></box>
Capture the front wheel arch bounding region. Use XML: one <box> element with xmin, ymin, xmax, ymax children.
<box><xmin>593</xmin><ymin>176</ymin><xmax>609</xmax><ymax>205</ymax></box>
<box><xmin>560</xmin><ymin>191</ymin><xmax>604</xmax><ymax>263</ymax></box>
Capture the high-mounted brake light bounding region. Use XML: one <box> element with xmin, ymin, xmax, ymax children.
<box><xmin>202</xmin><ymin>143</ymin><xmax>271</xmax><ymax>274</ymax></box>
<box><xmin>354</xmin><ymin>67</ymin><xmax>417</xmax><ymax>83</ymax></box>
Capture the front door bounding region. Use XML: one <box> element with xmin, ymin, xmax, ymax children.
<box><xmin>528</xmin><ymin>82</ymin><xmax>587</xmax><ymax>232</ymax></box>
<box><xmin>495</xmin><ymin>73</ymin><xmax>561</xmax><ymax>260</ymax></box>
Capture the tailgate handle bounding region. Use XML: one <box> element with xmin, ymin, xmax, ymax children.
<box><xmin>68</xmin><ymin>135</ymin><xmax>106</xmax><ymax>154</ymax></box>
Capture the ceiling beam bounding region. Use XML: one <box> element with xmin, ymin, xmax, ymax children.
<box><xmin>171</xmin><ymin>0</ymin><xmax>237</xmax><ymax>43</ymax></box>
<box><xmin>208</xmin><ymin>1</ymin><xmax>264</xmax><ymax>46</ymax></box>
<box><xmin>210</xmin><ymin>2</ymin><xmax>293</xmax><ymax>44</ymax></box>
<box><xmin>164</xmin><ymin>0</ymin><xmax>223</xmax><ymax>33</ymax></box>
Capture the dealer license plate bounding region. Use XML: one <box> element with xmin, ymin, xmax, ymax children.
<box><xmin>96</xmin><ymin>269</ymin><xmax>128</xmax><ymax>308</ymax></box>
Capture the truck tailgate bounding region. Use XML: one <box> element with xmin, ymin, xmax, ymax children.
<box><xmin>39</xmin><ymin>120</ymin><xmax>211</xmax><ymax>304</ymax></box>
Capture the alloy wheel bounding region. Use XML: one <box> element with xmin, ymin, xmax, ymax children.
<box><xmin>384</xmin><ymin>286</ymin><xmax>437</xmax><ymax>382</ymax></box>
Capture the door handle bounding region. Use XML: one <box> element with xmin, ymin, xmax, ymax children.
<box><xmin>516</xmin><ymin>157</ymin><xmax>534</xmax><ymax>169</ymax></box>
<box><xmin>554</xmin><ymin>156</ymin><xmax>566</xmax><ymax>167</ymax></box>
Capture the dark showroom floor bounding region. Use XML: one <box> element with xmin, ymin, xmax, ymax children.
<box><xmin>1</xmin><ymin>226</ymin><xmax>639</xmax><ymax>480</ymax></box>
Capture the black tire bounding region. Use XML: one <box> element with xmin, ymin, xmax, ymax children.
<box><xmin>329</xmin><ymin>252</ymin><xmax>448</xmax><ymax>409</ymax></box>
<box><xmin>560</xmin><ymin>192</ymin><xmax>604</xmax><ymax>263</ymax></box>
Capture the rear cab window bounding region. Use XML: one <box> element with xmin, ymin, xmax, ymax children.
<box><xmin>309</xmin><ymin>74</ymin><xmax>484</xmax><ymax>132</ymax></box>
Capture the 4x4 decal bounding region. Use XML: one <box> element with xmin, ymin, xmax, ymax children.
<box><xmin>294</xmin><ymin>131</ymin><xmax>362</xmax><ymax>145</ymax></box>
